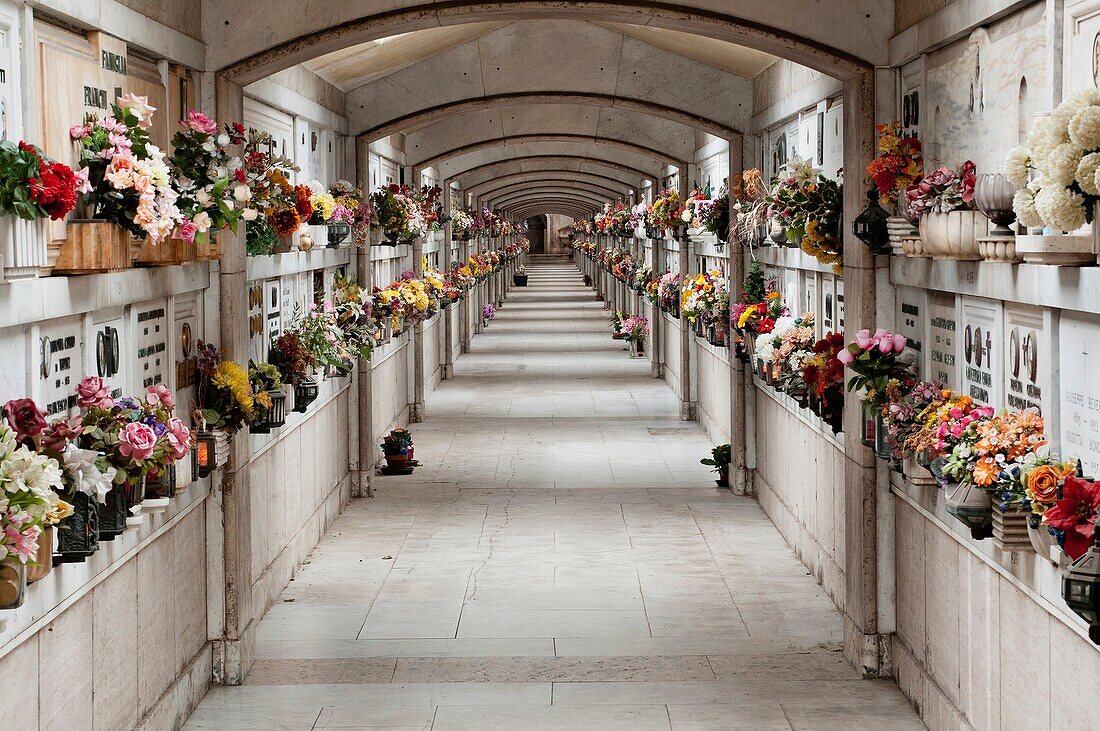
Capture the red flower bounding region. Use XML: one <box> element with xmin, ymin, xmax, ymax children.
<box><xmin>1044</xmin><ymin>476</ymin><xmax>1100</xmax><ymax>560</ymax></box>
<box><xmin>294</xmin><ymin>184</ymin><xmax>313</xmax><ymax>220</ymax></box>
<box><xmin>234</xmin><ymin>168</ymin><xmax>247</xmax><ymax>183</ymax></box>
<box><xmin>28</xmin><ymin>159</ymin><xmax>79</xmax><ymax>220</ymax></box>
<box><xmin>4</xmin><ymin>398</ymin><xmax>47</xmax><ymax>440</ymax></box>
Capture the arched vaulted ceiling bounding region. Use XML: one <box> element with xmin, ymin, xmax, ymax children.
<box><xmin>489</xmin><ymin>187</ymin><xmax>624</xmax><ymax>209</ymax></box>
<box><xmin>210</xmin><ymin>1</ymin><xmax>884</xmax><ymax>82</ymax></box>
<box><xmin>455</xmin><ymin>156</ymin><xmax>649</xmax><ymax>190</ymax></box>
<box><xmin>222</xmin><ymin>7</ymin><xmax>876</xmax><ymax>217</ymax></box>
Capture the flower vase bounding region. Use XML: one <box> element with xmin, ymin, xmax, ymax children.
<box><xmin>143</xmin><ymin>463</ymin><xmax>176</xmax><ymax>513</ymax></box>
<box><xmin>54</xmin><ymin>492</ymin><xmax>99</xmax><ymax>564</ymax></box>
<box><xmin>943</xmin><ymin>482</ymin><xmax>993</xmax><ymax>539</ymax></box>
<box><xmin>919</xmin><ymin>211</ymin><xmax>985</xmax><ymax>260</ymax></box>
<box><xmin>327</xmin><ymin>222</ymin><xmax>351</xmax><ymax>248</ymax></box>
<box><xmin>860</xmin><ymin>400</ymin><xmax>877</xmax><ymax>449</ymax></box>
<box><xmin>1027</xmin><ymin>514</ymin><xmax>1059</xmax><ymax>563</ymax></box>
<box><xmin>49</xmin><ymin>220</ymin><xmax>133</xmax><ymax>275</ymax></box>
<box><xmin>874</xmin><ymin>414</ymin><xmax>892</xmax><ymax>460</ymax></box>
<box><xmin>992</xmin><ymin>506</ymin><xmax>1033</xmax><ymax>553</ymax></box>
<box><xmin>26</xmin><ymin>526</ymin><xmax>54</xmax><ymax>583</ymax></box>
<box><xmin>293</xmin><ymin>377</ymin><xmax>319</xmax><ymax>413</ymax></box>
<box><xmin>98</xmin><ymin>485</ymin><xmax>129</xmax><ymax>540</ymax></box>
<box><xmin>0</xmin><ymin>558</ymin><xmax>28</xmax><ymax>609</ymax></box>
<box><xmin>124</xmin><ymin>476</ymin><xmax>147</xmax><ymax>528</ymax></box>
<box><xmin>628</xmin><ymin>339</ymin><xmax>642</xmax><ymax>358</ymax></box>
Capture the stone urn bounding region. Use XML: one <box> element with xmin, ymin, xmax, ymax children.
<box><xmin>887</xmin><ymin>216</ymin><xmax>917</xmax><ymax>256</ymax></box>
<box><xmin>920</xmin><ymin>210</ymin><xmax>986</xmax><ymax>260</ymax></box>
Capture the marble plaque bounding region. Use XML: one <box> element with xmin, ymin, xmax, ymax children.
<box><xmin>803</xmin><ymin>272</ymin><xmax>818</xmax><ymax>336</ymax></box>
<box><xmin>1059</xmin><ymin>312</ymin><xmax>1100</xmax><ymax>474</ymax></box>
<box><xmin>781</xmin><ymin>268</ymin><xmax>799</xmax><ymax>317</ymax></box>
<box><xmin>132</xmin><ymin>299</ymin><xmax>168</xmax><ymax>391</ymax></box>
<box><xmin>835</xmin><ymin>277</ymin><xmax>845</xmax><ymax>332</ymax></box>
<box><xmin>37</xmin><ymin>316</ymin><xmax>82</xmax><ymax>417</ymax></box>
<box><xmin>927</xmin><ymin>292</ymin><xmax>957</xmax><ymax>390</ymax></box>
<box><xmin>959</xmin><ymin>296</ymin><xmax>1003</xmax><ymax>407</ymax></box>
<box><xmin>1003</xmin><ymin>303</ymin><xmax>1049</xmax><ymax>415</ymax></box>
<box><xmin>264</xmin><ymin>279</ymin><xmax>281</xmax><ymax>355</ymax></box>
<box><xmin>896</xmin><ymin>286</ymin><xmax>927</xmax><ymax>380</ymax></box>
<box><xmin>819</xmin><ymin>273</ymin><xmax>835</xmax><ymax>333</ymax></box>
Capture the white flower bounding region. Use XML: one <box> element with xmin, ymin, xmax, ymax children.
<box><xmin>1045</xmin><ymin>143</ymin><xmax>1083</xmax><ymax>186</ymax></box>
<box><xmin>1027</xmin><ymin>116</ymin><xmax>1065</xmax><ymax>160</ymax></box>
<box><xmin>195</xmin><ymin>189</ymin><xmax>212</xmax><ymax>206</ymax></box>
<box><xmin>192</xmin><ymin>211</ymin><xmax>212</xmax><ymax>232</ymax></box>
<box><xmin>1004</xmin><ymin>145</ymin><xmax>1031</xmax><ymax>187</ymax></box>
<box><xmin>756</xmin><ymin>340</ymin><xmax>774</xmax><ymax>363</ymax></box>
<box><xmin>0</xmin><ymin>424</ymin><xmax>16</xmax><ymax>461</ymax></box>
<box><xmin>242</xmin><ymin>207</ymin><xmax>258</xmax><ymax>221</ymax></box>
<box><xmin>233</xmin><ymin>184</ymin><xmax>252</xmax><ymax>202</ymax></box>
<box><xmin>1077</xmin><ymin>153</ymin><xmax>1100</xmax><ymax>195</ymax></box>
<box><xmin>1069</xmin><ymin>105</ymin><xmax>1100</xmax><ymax>150</ymax></box>
<box><xmin>1034</xmin><ymin>185</ymin><xmax>1087</xmax><ymax>232</ymax></box>
<box><xmin>2</xmin><ymin>447</ymin><xmax>63</xmax><ymax>499</ymax></box>
<box><xmin>217</xmin><ymin>133</ymin><xmax>230</xmax><ymax>147</ymax></box>
<box><xmin>63</xmin><ymin>446</ymin><xmax>115</xmax><ymax>503</ymax></box>
<box><xmin>1013</xmin><ymin>188</ymin><xmax>1043</xmax><ymax>228</ymax></box>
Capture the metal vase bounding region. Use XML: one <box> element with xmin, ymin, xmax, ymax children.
<box><xmin>55</xmin><ymin>491</ymin><xmax>100</xmax><ymax>563</ymax></box>
<box><xmin>0</xmin><ymin>558</ymin><xmax>28</xmax><ymax>609</ymax></box>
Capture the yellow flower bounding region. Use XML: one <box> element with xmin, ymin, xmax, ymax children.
<box><xmin>213</xmin><ymin>360</ymin><xmax>254</xmax><ymax>413</ymax></box>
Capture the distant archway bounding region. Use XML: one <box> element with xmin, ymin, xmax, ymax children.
<box><xmin>526</xmin><ymin>215</ymin><xmax>548</xmax><ymax>254</ymax></box>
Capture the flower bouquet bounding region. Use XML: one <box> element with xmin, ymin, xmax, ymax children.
<box><xmin>0</xmin><ymin>140</ymin><xmax>80</xmax><ymax>222</ymax></box>
<box><xmin>903</xmin><ymin>160</ymin><xmax>981</xmax><ymax>259</ymax></box>
<box><xmin>769</xmin><ymin>158</ymin><xmax>843</xmax><ymax>271</ymax></box>
<box><xmin>248</xmin><ymin>361</ymin><xmax>286</xmax><ymax>434</ymax></box>
<box><xmin>648</xmin><ymin>189</ymin><xmax>686</xmax><ymax>234</ymax></box>
<box><xmin>838</xmin><ymin>328</ymin><xmax>915</xmax><ymax>451</ymax></box>
<box><xmin>619</xmin><ymin>315</ymin><xmax>649</xmax><ymax>358</ymax></box>
<box><xmin>242</xmin><ymin>129</ymin><xmax>300</xmax><ymax>254</ymax></box>
<box><xmin>168</xmin><ymin>112</ymin><xmax>247</xmax><ymax>260</ymax></box>
<box><xmin>482</xmin><ymin>302</ymin><xmax>496</xmax><ymax>327</ymax></box>
<box><xmin>196</xmin><ymin>341</ymin><xmax>256</xmax><ymax>433</ymax></box>
<box><xmin>800</xmin><ymin>332</ymin><xmax>846</xmax><ymax>431</ymax></box>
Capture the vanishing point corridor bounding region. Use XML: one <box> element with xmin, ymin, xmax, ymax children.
<box><xmin>185</xmin><ymin>262</ymin><xmax>921</xmax><ymax>730</ymax></box>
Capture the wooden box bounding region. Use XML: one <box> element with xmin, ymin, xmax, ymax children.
<box><xmin>49</xmin><ymin>220</ymin><xmax>132</xmax><ymax>274</ymax></box>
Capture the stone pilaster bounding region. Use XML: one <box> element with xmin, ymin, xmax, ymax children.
<box><xmin>677</xmin><ymin>163</ymin><xmax>695</xmax><ymax>421</ymax></box>
<box><xmin>727</xmin><ymin>139</ymin><xmax>751</xmax><ymax>496</ymax></box>
<box><xmin>442</xmin><ymin>180</ymin><xmax>455</xmax><ymax>380</ymax></box>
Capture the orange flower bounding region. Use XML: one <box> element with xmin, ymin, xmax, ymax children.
<box><xmin>1026</xmin><ymin>463</ymin><xmax>1073</xmax><ymax>508</ymax></box>
<box><xmin>972</xmin><ymin>457</ymin><xmax>1000</xmax><ymax>487</ymax></box>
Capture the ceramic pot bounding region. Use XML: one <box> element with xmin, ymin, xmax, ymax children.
<box><xmin>920</xmin><ymin>211</ymin><xmax>985</xmax><ymax>260</ymax></box>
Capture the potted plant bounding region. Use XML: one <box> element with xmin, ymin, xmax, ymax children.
<box><xmin>701</xmin><ymin>444</ymin><xmax>732</xmax><ymax>488</ymax></box>
<box><xmin>381</xmin><ymin>428</ymin><xmax>413</xmax><ymax>470</ymax></box>
<box><xmin>513</xmin><ymin>265</ymin><xmax>529</xmax><ymax>286</ymax></box>
<box><xmin>248</xmin><ymin>361</ymin><xmax>287</xmax><ymax>434</ymax></box>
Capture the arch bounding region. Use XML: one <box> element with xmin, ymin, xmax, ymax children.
<box><xmin>511</xmin><ymin>206</ymin><xmax>592</xmax><ymax>221</ymax></box>
<box><xmin>489</xmin><ymin>187</ymin><xmax>620</xmax><ymax>208</ymax></box>
<box><xmin>414</xmin><ymin>134</ymin><xmax>681</xmax><ymax>169</ymax></box>
<box><xmin>465</xmin><ymin>170</ymin><xmax>640</xmax><ymax>196</ymax></box>
<box><xmin>473</xmin><ymin>178</ymin><xmax>629</xmax><ymax>201</ymax></box>
<box><xmin>493</xmin><ymin>191</ymin><xmax>609</xmax><ymax>208</ymax></box>
<box><xmin>455</xmin><ymin>155</ymin><xmax>654</xmax><ymax>187</ymax></box>
<box><xmin>216</xmin><ymin>3</ymin><xmax>878</xmax><ymax>85</ymax></box>
<box><xmin>358</xmin><ymin>92</ymin><xmax>741</xmax><ymax>141</ymax></box>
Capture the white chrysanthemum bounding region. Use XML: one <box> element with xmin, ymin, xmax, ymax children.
<box><xmin>1012</xmin><ymin>188</ymin><xmax>1043</xmax><ymax>228</ymax></box>
<box><xmin>1027</xmin><ymin>116</ymin><xmax>1066</xmax><ymax>160</ymax></box>
<box><xmin>1034</xmin><ymin>185</ymin><xmax>1087</xmax><ymax>232</ymax></box>
<box><xmin>1004</xmin><ymin>145</ymin><xmax>1032</xmax><ymax>187</ymax></box>
<box><xmin>1076</xmin><ymin>152</ymin><xmax>1100</xmax><ymax>196</ymax></box>
<box><xmin>1069</xmin><ymin>105</ymin><xmax>1100</xmax><ymax>150</ymax></box>
<box><xmin>756</xmin><ymin>339</ymin><xmax>775</xmax><ymax>364</ymax></box>
<box><xmin>1066</xmin><ymin>88</ymin><xmax>1100</xmax><ymax>108</ymax></box>
<box><xmin>1045</xmin><ymin>143</ymin><xmax>1083</xmax><ymax>186</ymax></box>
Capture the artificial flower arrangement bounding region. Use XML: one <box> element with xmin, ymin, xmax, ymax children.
<box><xmin>269</xmin><ymin>329</ymin><xmax>318</xmax><ymax>386</ymax></box>
<box><xmin>482</xmin><ymin>302</ymin><xmax>496</xmax><ymax>324</ymax></box>
<box><xmin>799</xmin><ymin>332</ymin><xmax>846</xmax><ymax>430</ymax></box>
<box><xmin>618</xmin><ymin>315</ymin><xmax>650</xmax><ymax>342</ymax></box>
<box><xmin>451</xmin><ymin>207</ymin><xmax>474</xmax><ymax>239</ymax></box>
<box><xmin>867</xmin><ymin>122</ymin><xmax>923</xmax><ymax>213</ymax></box>
<box><xmin>680</xmin><ymin>269</ymin><xmax>730</xmax><ymax>337</ymax></box>
<box><xmin>169</xmin><ymin>112</ymin><xmax>247</xmax><ymax>246</ymax></box>
<box><xmin>757</xmin><ymin>313</ymin><xmax>816</xmax><ymax>382</ymax></box>
<box><xmin>1009</xmin><ymin>88</ymin><xmax>1100</xmax><ymax>231</ymax></box>
<box><xmin>70</xmin><ymin>94</ymin><xmax>181</xmax><ymax>244</ymax></box>
<box><xmin>0</xmin><ymin>140</ymin><xmax>81</xmax><ymax>222</ymax></box>
<box><xmin>242</xmin><ymin>129</ymin><xmax>300</xmax><ymax>255</ymax></box>
<box><xmin>195</xmin><ymin>341</ymin><xmax>256</xmax><ymax>432</ymax></box>
<box><xmin>648</xmin><ymin>189</ymin><xmax>686</xmax><ymax>232</ymax></box>
<box><xmin>248</xmin><ymin>361</ymin><xmax>284</xmax><ymax>414</ymax></box>
<box><xmin>731</xmin><ymin>168</ymin><xmax>772</xmax><ymax>245</ymax></box>
<box><xmin>731</xmin><ymin>266</ymin><xmax>785</xmax><ymax>337</ymax></box>
<box><xmin>288</xmin><ymin>303</ymin><xmax>353</xmax><ymax>375</ymax></box>
<box><xmin>0</xmin><ymin>419</ymin><xmax>65</xmax><ymax>570</ymax></box>
<box><xmin>371</xmin><ymin>184</ymin><xmax>439</xmax><ymax>242</ymax></box>
<box><xmin>657</xmin><ymin>271</ymin><xmax>682</xmax><ymax>315</ymax></box>
<box><xmin>333</xmin><ymin>272</ymin><xmax>377</xmax><ymax>359</ymax></box>
<box><xmin>768</xmin><ymin>158</ymin><xmax>843</xmax><ymax>271</ymax></box>
<box><xmin>903</xmin><ymin>160</ymin><xmax>976</xmax><ymax>222</ymax></box>
<box><xmin>838</xmin><ymin>328</ymin><xmax>912</xmax><ymax>400</ymax></box>
<box><xmin>683</xmin><ymin>189</ymin><xmax>717</xmax><ymax>230</ymax></box>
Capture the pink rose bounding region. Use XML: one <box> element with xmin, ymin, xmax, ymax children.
<box><xmin>878</xmin><ymin>337</ymin><xmax>893</xmax><ymax>354</ymax></box>
<box><xmin>185</xmin><ymin>110</ymin><xmax>217</xmax><ymax>135</ymax></box>
<box><xmin>837</xmin><ymin>348</ymin><xmax>855</xmax><ymax>366</ymax></box>
<box><xmin>165</xmin><ymin>417</ymin><xmax>192</xmax><ymax>461</ymax></box>
<box><xmin>854</xmin><ymin>329</ymin><xmax>872</xmax><ymax>350</ymax></box>
<box><xmin>146</xmin><ymin>384</ymin><xmax>176</xmax><ymax>409</ymax></box>
<box><xmin>892</xmin><ymin>333</ymin><xmax>907</xmax><ymax>353</ymax></box>
<box><xmin>77</xmin><ymin>376</ymin><xmax>114</xmax><ymax>409</ymax></box>
<box><xmin>175</xmin><ymin>220</ymin><xmax>197</xmax><ymax>244</ymax></box>
<box><xmin>69</xmin><ymin>124</ymin><xmax>89</xmax><ymax>140</ymax></box>
<box><xmin>118</xmin><ymin>422</ymin><xmax>157</xmax><ymax>461</ymax></box>
<box><xmin>40</xmin><ymin>415</ymin><xmax>83</xmax><ymax>452</ymax></box>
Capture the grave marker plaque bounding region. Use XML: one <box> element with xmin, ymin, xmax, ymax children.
<box><xmin>1004</xmin><ymin>303</ymin><xmax>1049</xmax><ymax>415</ymax></box>
<box><xmin>959</xmin><ymin>296</ymin><xmax>1003</xmax><ymax>407</ymax></box>
<box><xmin>1059</xmin><ymin>313</ymin><xmax>1100</xmax><ymax>474</ymax></box>
<box><xmin>927</xmin><ymin>292</ymin><xmax>957</xmax><ymax>390</ymax></box>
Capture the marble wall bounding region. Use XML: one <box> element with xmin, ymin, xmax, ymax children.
<box><xmin>694</xmin><ymin>342</ymin><xmax>731</xmax><ymax>446</ymax></box>
<box><xmin>922</xmin><ymin>3</ymin><xmax>1048</xmax><ymax>173</ymax></box>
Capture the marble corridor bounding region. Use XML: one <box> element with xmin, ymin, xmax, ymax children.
<box><xmin>185</xmin><ymin>263</ymin><xmax>923</xmax><ymax>730</ymax></box>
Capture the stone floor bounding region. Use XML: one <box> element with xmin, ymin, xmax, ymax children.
<box><xmin>185</xmin><ymin>263</ymin><xmax>923</xmax><ymax>730</ymax></box>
